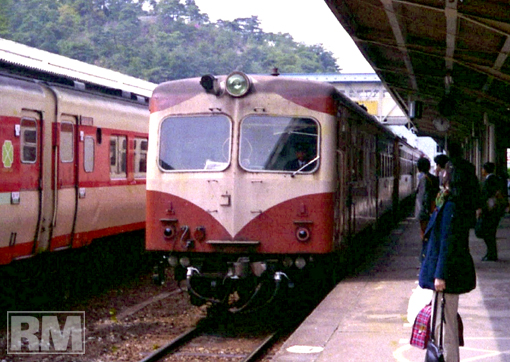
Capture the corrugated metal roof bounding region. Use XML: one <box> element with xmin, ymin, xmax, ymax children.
<box><xmin>327</xmin><ymin>0</ymin><xmax>510</xmax><ymax>146</ymax></box>
<box><xmin>0</xmin><ymin>38</ymin><xmax>156</xmax><ymax>97</ymax></box>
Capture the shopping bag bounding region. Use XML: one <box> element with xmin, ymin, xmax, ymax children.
<box><xmin>407</xmin><ymin>286</ymin><xmax>433</xmax><ymax>324</ymax></box>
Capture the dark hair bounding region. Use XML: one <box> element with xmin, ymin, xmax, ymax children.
<box><xmin>447</xmin><ymin>142</ymin><xmax>463</xmax><ymax>159</ymax></box>
<box><xmin>482</xmin><ymin>162</ymin><xmax>495</xmax><ymax>174</ymax></box>
<box><xmin>417</xmin><ymin>157</ymin><xmax>431</xmax><ymax>172</ymax></box>
<box><xmin>434</xmin><ymin>154</ymin><xmax>449</xmax><ymax>168</ymax></box>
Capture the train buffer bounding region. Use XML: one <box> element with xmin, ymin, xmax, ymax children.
<box><xmin>272</xmin><ymin>215</ymin><xmax>510</xmax><ymax>362</ymax></box>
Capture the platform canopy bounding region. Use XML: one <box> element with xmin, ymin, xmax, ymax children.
<box><xmin>326</xmin><ymin>0</ymin><xmax>510</xmax><ymax>146</ymax></box>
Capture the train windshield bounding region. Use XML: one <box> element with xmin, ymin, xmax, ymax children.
<box><xmin>239</xmin><ymin>116</ymin><xmax>319</xmax><ymax>172</ymax></box>
<box><xmin>159</xmin><ymin>115</ymin><xmax>231</xmax><ymax>171</ymax></box>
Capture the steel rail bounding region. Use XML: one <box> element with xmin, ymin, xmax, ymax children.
<box><xmin>138</xmin><ymin>326</ymin><xmax>201</xmax><ymax>362</ymax></box>
<box><xmin>241</xmin><ymin>331</ymin><xmax>280</xmax><ymax>362</ymax></box>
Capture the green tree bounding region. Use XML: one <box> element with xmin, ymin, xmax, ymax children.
<box><xmin>4</xmin><ymin>0</ymin><xmax>340</xmax><ymax>83</ymax></box>
<box><xmin>0</xmin><ymin>0</ymin><xmax>12</xmax><ymax>37</ymax></box>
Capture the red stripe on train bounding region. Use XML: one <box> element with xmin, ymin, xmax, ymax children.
<box><xmin>146</xmin><ymin>190</ymin><xmax>335</xmax><ymax>254</ymax></box>
<box><xmin>0</xmin><ymin>222</ymin><xmax>145</xmax><ymax>265</ymax></box>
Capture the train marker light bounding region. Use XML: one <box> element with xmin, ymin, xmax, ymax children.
<box><xmin>200</xmin><ymin>74</ymin><xmax>221</xmax><ymax>95</ymax></box>
<box><xmin>295</xmin><ymin>226</ymin><xmax>311</xmax><ymax>242</ymax></box>
<box><xmin>194</xmin><ymin>226</ymin><xmax>206</xmax><ymax>242</ymax></box>
<box><xmin>225</xmin><ymin>71</ymin><xmax>251</xmax><ymax>97</ymax></box>
<box><xmin>163</xmin><ymin>225</ymin><xmax>177</xmax><ymax>239</ymax></box>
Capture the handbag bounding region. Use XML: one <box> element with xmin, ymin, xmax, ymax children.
<box><xmin>425</xmin><ymin>292</ymin><xmax>445</xmax><ymax>362</ymax></box>
<box><xmin>410</xmin><ymin>302</ymin><xmax>431</xmax><ymax>349</ymax></box>
<box><xmin>410</xmin><ymin>292</ymin><xmax>464</xmax><ymax>350</ymax></box>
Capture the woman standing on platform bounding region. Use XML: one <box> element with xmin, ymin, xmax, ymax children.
<box><xmin>419</xmin><ymin>144</ymin><xmax>479</xmax><ymax>362</ymax></box>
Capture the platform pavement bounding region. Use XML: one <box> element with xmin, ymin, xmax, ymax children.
<box><xmin>273</xmin><ymin>215</ymin><xmax>510</xmax><ymax>362</ymax></box>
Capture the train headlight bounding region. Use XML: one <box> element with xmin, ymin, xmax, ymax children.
<box><xmin>295</xmin><ymin>226</ymin><xmax>311</xmax><ymax>242</ymax></box>
<box><xmin>295</xmin><ymin>257</ymin><xmax>307</xmax><ymax>269</ymax></box>
<box><xmin>225</xmin><ymin>71</ymin><xmax>251</xmax><ymax>97</ymax></box>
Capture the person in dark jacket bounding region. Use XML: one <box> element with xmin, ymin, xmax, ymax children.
<box><xmin>284</xmin><ymin>145</ymin><xmax>315</xmax><ymax>172</ymax></box>
<box><xmin>434</xmin><ymin>153</ymin><xmax>450</xmax><ymax>186</ymax></box>
<box><xmin>416</xmin><ymin>157</ymin><xmax>440</xmax><ymax>238</ymax></box>
<box><xmin>419</xmin><ymin>143</ymin><xmax>478</xmax><ymax>362</ymax></box>
<box><xmin>476</xmin><ymin>162</ymin><xmax>505</xmax><ymax>261</ymax></box>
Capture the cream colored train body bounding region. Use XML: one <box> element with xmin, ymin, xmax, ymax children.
<box><xmin>146</xmin><ymin>72</ymin><xmax>419</xmax><ymax>310</ymax></box>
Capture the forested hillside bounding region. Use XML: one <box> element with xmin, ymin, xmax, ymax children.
<box><xmin>0</xmin><ymin>0</ymin><xmax>340</xmax><ymax>83</ymax></box>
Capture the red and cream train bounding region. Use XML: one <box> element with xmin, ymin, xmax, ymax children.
<box><xmin>146</xmin><ymin>71</ymin><xmax>421</xmax><ymax>311</ymax></box>
<box><xmin>0</xmin><ymin>50</ymin><xmax>153</xmax><ymax>265</ymax></box>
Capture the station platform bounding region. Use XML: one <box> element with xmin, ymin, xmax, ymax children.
<box><xmin>273</xmin><ymin>215</ymin><xmax>510</xmax><ymax>362</ymax></box>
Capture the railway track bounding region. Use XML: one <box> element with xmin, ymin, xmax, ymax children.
<box><xmin>139</xmin><ymin>319</ymin><xmax>281</xmax><ymax>362</ymax></box>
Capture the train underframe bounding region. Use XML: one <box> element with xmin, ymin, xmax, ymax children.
<box><xmin>154</xmin><ymin>252</ymin><xmax>337</xmax><ymax>314</ymax></box>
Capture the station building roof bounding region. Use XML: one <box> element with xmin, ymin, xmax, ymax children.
<box><xmin>326</xmin><ymin>0</ymin><xmax>510</xmax><ymax>147</ymax></box>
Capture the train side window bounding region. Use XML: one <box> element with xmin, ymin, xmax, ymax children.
<box><xmin>20</xmin><ymin>118</ymin><xmax>37</xmax><ymax>163</ymax></box>
<box><xmin>134</xmin><ymin>137</ymin><xmax>148</xmax><ymax>178</ymax></box>
<box><xmin>84</xmin><ymin>136</ymin><xmax>95</xmax><ymax>173</ymax></box>
<box><xmin>110</xmin><ymin>135</ymin><xmax>127</xmax><ymax>178</ymax></box>
<box><xmin>60</xmin><ymin>122</ymin><xmax>74</xmax><ymax>163</ymax></box>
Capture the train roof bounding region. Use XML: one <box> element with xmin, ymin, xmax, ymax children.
<box><xmin>0</xmin><ymin>38</ymin><xmax>156</xmax><ymax>99</ymax></box>
<box><xmin>152</xmin><ymin>73</ymin><xmax>346</xmax><ymax>114</ymax></box>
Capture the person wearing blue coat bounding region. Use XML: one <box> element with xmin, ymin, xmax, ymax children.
<box><xmin>419</xmin><ymin>198</ymin><xmax>477</xmax><ymax>294</ymax></box>
<box><xmin>419</xmin><ymin>146</ymin><xmax>478</xmax><ymax>362</ymax></box>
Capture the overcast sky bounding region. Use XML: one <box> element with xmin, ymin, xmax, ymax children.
<box><xmin>193</xmin><ymin>0</ymin><xmax>374</xmax><ymax>73</ymax></box>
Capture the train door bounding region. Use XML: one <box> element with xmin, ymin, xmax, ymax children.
<box><xmin>51</xmin><ymin>115</ymin><xmax>79</xmax><ymax>250</ymax></box>
<box><xmin>335</xmin><ymin>111</ymin><xmax>354</xmax><ymax>244</ymax></box>
<box><xmin>1</xmin><ymin>111</ymin><xmax>43</xmax><ymax>262</ymax></box>
<box><xmin>74</xmin><ymin>119</ymin><xmax>97</xmax><ymax>247</ymax></box>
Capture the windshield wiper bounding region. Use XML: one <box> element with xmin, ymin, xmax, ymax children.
<box><xmin>291</xmin><ymin>156</ymin><xmax>320</xmax><ymax>178</ymax></box>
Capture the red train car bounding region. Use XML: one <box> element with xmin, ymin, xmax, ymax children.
<box><xmin>146</xmin><ymin>71</ymin><xmax>419</xmax><ymax>311</ymax></box>
<box><xmin>0</xmin><ymin>59</ymin><xmax>152</xmax><ymax>265</ymax></box>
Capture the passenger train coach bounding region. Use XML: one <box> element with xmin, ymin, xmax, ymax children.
<box><xmin>146</xmin><ymin>71</ymin><xmax>420</xmax><ymax>311</ymax></box>
<box><xmin>0</xmin><ymin>66</ymin><xmax>150</xmax><ymax>265</ymax></box>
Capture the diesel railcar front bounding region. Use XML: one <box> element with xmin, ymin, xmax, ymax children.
<box><xmin>146</xmin><ymin>71</ymin><xmax>418</xmax><ymax>311</ymax></box>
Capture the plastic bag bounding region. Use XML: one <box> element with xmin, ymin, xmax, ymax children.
<box><xmin>407</xmin><ymin>286</ymin><xmax>433</xmax><ymax>324</ymax></box>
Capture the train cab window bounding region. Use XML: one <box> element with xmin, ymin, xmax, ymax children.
<box><xmin>20</xmin><ymin>118</ymin><xmax>37</xmax><ymax>163</ymax></box>
<box><xmin>60</xmin><ymin>122</ymin><xmax>74</xmax><ymax>163</ymax></box>
<box><xmin>84</xmin><ymin>136</ymin><xmax>95</xmax><ymax>173</ymax></box>
<box><xmin>134</xmin><ymin>137</ymin><xmax>148</xmax><ymax>177</ymax></box>
<box><xmin>239</xmin><ymin>116</ymin><xmax>319</xmax><ymax>172</ymax></box>
<box><xmin>159</xmin><ymin>115</ymin><xmax>231</xmax><ymax>171</ymax></box>
<box><xmin>110</xmin><ymin>135</ymin><xmax>127</xmax><ymax>178</ymax></box>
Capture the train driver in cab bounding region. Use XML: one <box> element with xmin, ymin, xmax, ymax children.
<box><xmin>284</xmin><ymin>144</ymin><xmax>315</xmax><ymax>172</ymax></box>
